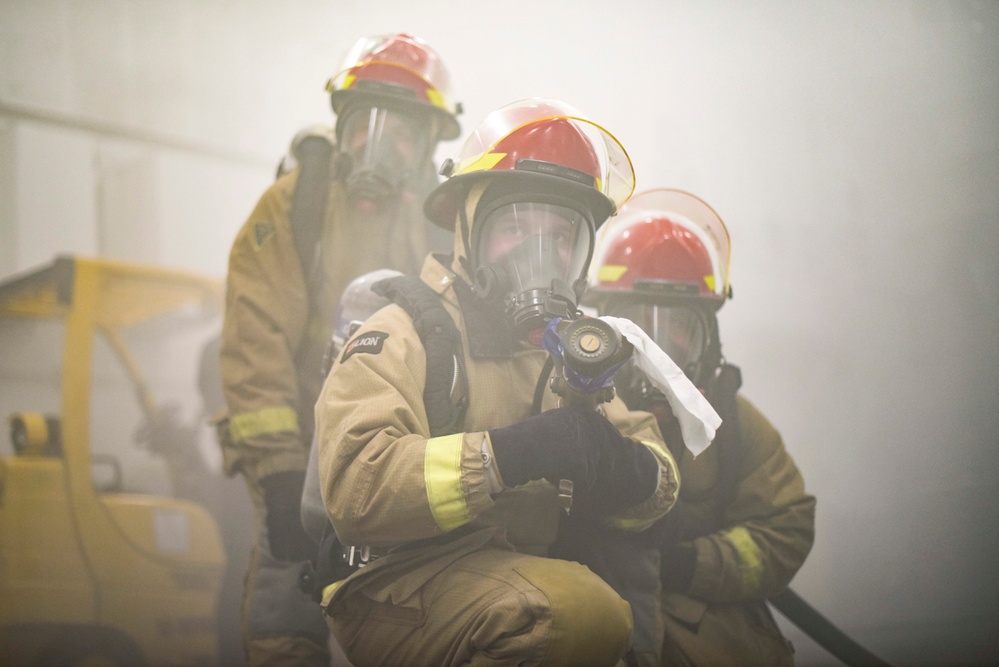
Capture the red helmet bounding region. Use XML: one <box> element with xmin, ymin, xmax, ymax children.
<box><xmin>327</xmin><ymin>33</ymin><xmax>462</xmax><ymax>140</ymax></box>
<box><xmin>424</xmin><ymin>99</ymin><xmax>635</xmax><ymax>230</ymax></box>
<box><xmin>588</xmin><ymin>189</ymin><xmax>731</xmax><ymax>391</ymax></box>
<box><xmin>589</xmin><ymin>188</ymin><xmax>731</xmax><ymax>306</ymax></box>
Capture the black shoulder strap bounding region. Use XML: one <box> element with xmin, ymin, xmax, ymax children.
<box><xmin>288</xmin><ymin>135</ymin><xmax>334</xmax><ymax>301</ymax></box>
<box><xmin>371</xmin><ymin>275</ymin><xmax>468</xmax><ymax>437</ymax></box>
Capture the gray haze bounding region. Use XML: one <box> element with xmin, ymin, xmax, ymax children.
<box><xmin>2</xmin><ymin>1</ymin><xmax>997</xmax><ymax>665</ymax></box>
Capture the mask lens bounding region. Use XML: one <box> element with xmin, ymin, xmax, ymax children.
<box><xmin>610</xmin><ymin>302</ymin><xmax>706</xmax><ymax>376</ymax></box>
<box><xmin>477</xmin><ymin>202</ymin><xmax>591</xmax><ymax>290</ymax></box>
<box><xmin>340</xmin><ymin>106</ymin><xmax>430</xmax><ymax>176</ymax></box>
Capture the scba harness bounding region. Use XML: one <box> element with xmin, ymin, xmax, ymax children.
<box><xmin>370</xmin><ymin>274</ymin><xmax>469</xmax><ymax>437</ymax></box>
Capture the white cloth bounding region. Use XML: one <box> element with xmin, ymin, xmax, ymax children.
<box><xmin>601</xmin><ymin>316</ymin><xmax>721</xmax><ymax>457</ymax></box>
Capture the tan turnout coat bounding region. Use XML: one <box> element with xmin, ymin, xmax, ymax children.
<box><xmin>315</xmin><ymin>254</ymin><xmax>681</xmax><ymax>600</ymax></box>
<box><xmin>661</xmin><ymin>395</ymin><xmax>816</xmax><ymax>666</ymax></box>
<box><xmin>220</xmin><ymin>167</ymin><xmax>439</xmax><ymax>484</ymax></box>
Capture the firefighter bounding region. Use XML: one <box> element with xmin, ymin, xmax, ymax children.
<box><xmin>314</xmin><ymin>99</ymin><xmax>681</xmax><ymax>666</ymax></box>
<box><xmin>218</xmin><ymin>33</ymin><xmax>460</xmax><ymax>666</ymax></box>
<box><xmin>585</xmin><ymin>188</ymin><xmax>817</xmax><ymax>666</ymax></box>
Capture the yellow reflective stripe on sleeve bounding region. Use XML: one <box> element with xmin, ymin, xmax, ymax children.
<box><xmin>641</xmin><ymin>437</ymin><xmax>680</xmax><ymax>499</ymax></box>
<box><xmin>321</xmin><ymin>580</ymin><xmax>343</xmax><ymax>603</ymax></box>
<box><xmin>424</xmin><ymin>433</ymin><xmax>471</xmax><ymax>531</ymax></box>
<box><xmin>723</xmin><ymin>526</ymin><xmax>764</xmax><ymax>596</ymax></box>
<box><xmin>229</xmin><ymin>406</ymin><xmax>299</xmax><ymax>442</ymax></box>
<box><xmin>641</xmin><ymin>438</ymin><xmax>672</xmax><ymax>463</ymax></box>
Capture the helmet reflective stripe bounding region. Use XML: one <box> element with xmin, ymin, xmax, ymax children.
<box><xmin>597</xmin><ymin>264</ymin><xmax>628</xmax><ymax>284</ymax></box>
<box><xmin>454</xmin><ymin>151</ymin><xmax>506</xmax><ymax>176</ymax></box>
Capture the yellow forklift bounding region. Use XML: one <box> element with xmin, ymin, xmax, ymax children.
<box><xmin>0</xmin><ymin>255</ymin><xmax>237</xmax><ymax>666</ymax></box>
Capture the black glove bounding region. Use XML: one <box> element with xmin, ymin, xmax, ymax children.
<box><xmin>260</xmin><ymin>470</ymin><xmax>317</xmax><ymax>562</ymax></box>
<box><xmin>488</xmin><ymin>406</ymin><xmax>659</xmax><ymax>514</ymax></box>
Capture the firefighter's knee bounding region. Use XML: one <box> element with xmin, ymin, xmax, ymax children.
<box><xmin>515</xmin><ymin>557</ymin><xmax>633</xmax><ymax>667</ymax></box>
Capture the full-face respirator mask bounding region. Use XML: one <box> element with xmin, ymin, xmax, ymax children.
<box><xmin>469</xmin><ymin>192</ymin><xmax>595</xmax><ymax>338</ymax></box>
<box><xmin>605</xmin><ymin>297</ymin><xmax>722</xmax><ymax>408</ymax></box>
<box><xmin>335</xmin><ymin>104</ymin><xmax>434</xmax><ymax>210</ymax></box>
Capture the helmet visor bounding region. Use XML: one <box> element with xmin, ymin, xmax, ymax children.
<box><xmin>476</xmin><ymin>202</ymin><xmax>593</xmax><ymax>292</ymax></box>
<box><xmin>339</xmin><ymin>105</ymin><xmax>432</xmax><ymax>180</ymax></box>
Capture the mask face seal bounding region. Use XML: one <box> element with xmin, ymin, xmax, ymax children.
<box><xmin>336</xmin><ymin>104</ymin><xmax>432</xmax><ymax>210</ymax></box>
<box><xmin>471</xmin><ymin>197</ymin><xmax>594</xmax><ymax>337</ymax></box>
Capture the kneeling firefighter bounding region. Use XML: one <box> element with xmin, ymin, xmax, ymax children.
<box><xmin>314</xmin><ymin>99</ymin><xmax>682</xmax><ymax>667</ymax></box>
<box><xmin>585</xmin><ymin>188</ymin><xmax>817</xmax><ymax>667</ymax></box>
